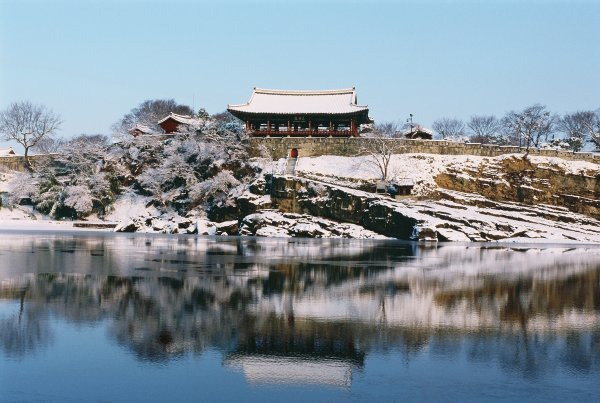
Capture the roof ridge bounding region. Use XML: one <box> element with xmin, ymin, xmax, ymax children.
<box><xmin>168</xmin><ymin>112</ymin><xmax>193</xmax><ymax>119</ymax></box>
<box><xmin>227</xmin><ymin>86</ymin><xmax>370</xmax><ymax>114</ymax></box>
<box><xmin>254</xmin><ymin>87</ymin><xmax>356</xmax><ymax>95</ymax></box>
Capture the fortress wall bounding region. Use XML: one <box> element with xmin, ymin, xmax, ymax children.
<box><xmin>0</xmin><ymin>155</ymin><xmax>50</xmax><ymax>171</ymax></box>
<box><xmin>250</xmin><ymin>137</ymin><xmax>600</xmax><ymax>163</ymax></box>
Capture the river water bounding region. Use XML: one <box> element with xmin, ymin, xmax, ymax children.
<box><xmin>1</xmin><ymin>232</ymin><xmax>599</xmax><ymax>401</ymax></box>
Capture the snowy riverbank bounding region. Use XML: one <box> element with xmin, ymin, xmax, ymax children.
<box><xmin>1</xmin><ymin>151</ymin><xmax>598</xmax><ymax>241</ymax></box>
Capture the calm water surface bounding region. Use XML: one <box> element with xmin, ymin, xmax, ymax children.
<box><xmin>1</xmin><ymin>232</ymin><xmax>599</xmax><ymax>402</ymax></box>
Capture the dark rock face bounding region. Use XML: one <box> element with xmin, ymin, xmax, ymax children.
<box><xmin>268</xmin><ymin>176</ymin><xmax>425</xmax><ymax>240</ymax></box>
<box><xmin>115</xmin><ymin>221</ymin><xmax>138</xmax><ymax>233</ymax></box>
<box><xmin>361</xmin><ymin>201</ymin><xmax>418</xmax><ymax>240</ymax></box>
<box><xmin>208</xmin><ymin>177</ymin><xmax>273</xmax><ymax>222</ymax></box>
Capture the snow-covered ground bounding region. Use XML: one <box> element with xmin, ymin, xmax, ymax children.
<box><xmin>0</xmin><ymin>212</ymin><xmax>112</xmax><ymax>232</ymax></box>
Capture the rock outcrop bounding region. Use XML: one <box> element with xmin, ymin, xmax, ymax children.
<box><xmin>435</xmin><ymin>155</ymin><xmax>600</xmax><ymax>219</ymax></box>
<box><xmin>267</xmin><ymin>175</ymin><xmax>600</xmax><ymax>243</ymax></box>
<box><xmin>239</xmin><ymin>210</ymin><xmax>387</xmax><ymax>239</ymax></box>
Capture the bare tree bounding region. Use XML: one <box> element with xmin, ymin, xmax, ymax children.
<box><xmin>557</xmin><ymin>111</ymin><xmax>596</xmax><ymax>152</ymax></box>
<box><xmin>360</xmin><ymin>126</ymin><xmax>405</xmax><ymax>181</ymax></box>
<box><xmin>432</xmin><ymin>118</ymin><xmax>466</xmax><ymax>141</ymax></box>
<box><xmin>374</xmin><ymin>121</ymin><xmax>401</xmax><ymax>137</ymax></box>
<box><xmin>502</xmin><ymin>105</ymin><xmax>555</xmax><ymax>153</ymax></box>
<box><xmin>585</xmin><ymin>110</ymin><xmax>600</xmax><ymax>150</ymax></box>
<box><xmin>32</xmin><ymin>136</ymin><xmax>65</xmax><ymax>154</ymax></box>
<box><xmin>467</xmin><ymin>115</ymin><xmax>502</xmax><ymax>144</ymax></box>
<box><xmin>112</xmin><ymin>99</ymin><xmax>194</xmax><ymax>138</ymax></box>
<box><xmin>0</xmin><ymin>102</ymin><xmax>62</xmax><ymax>166</ymax></box>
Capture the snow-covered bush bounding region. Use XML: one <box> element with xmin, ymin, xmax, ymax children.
<box><xmin>7</xmin><ymin>135</ymin><xmax>120</xmax><ymax>218</ymax></box>
<box><xmin>63</xmin><ymin>185</ymin><xmax>94</xmax><ymax>216</ymax></box>
<box><xmin>116</xmin><ymin>121</ymin><xmax>260</xmax><ymax>215</ymax></box>
<box><xmin>7</xmin><ymin>113</ymin><xmax>263</xmax><ymax>220</ymax></box>
<box><xmin>189</xmin><ymin>170</ymin><xmax>240</xmax><ymax>207</ymax></box>
<box><xmin>542</xmin><ymin>138</ymin><xmax>582</xmax><ymax>151</ymax></box>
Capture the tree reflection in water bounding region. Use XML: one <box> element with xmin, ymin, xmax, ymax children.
<box><xmin>1</xmin><ymin>233</ymin><xmax>600</xmax><ymax>383</ymax></box>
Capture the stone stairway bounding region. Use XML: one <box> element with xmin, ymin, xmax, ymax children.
<box><xmin>285</xmin><ymin>157</ymin><xmax>297</xmax><ymax>175</ymax></box>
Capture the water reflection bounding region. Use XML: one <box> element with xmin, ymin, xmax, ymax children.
<box><xmin>1</xmin><ymin>233</ymin><xmax>600</xmax><ymax>387</ymax></box>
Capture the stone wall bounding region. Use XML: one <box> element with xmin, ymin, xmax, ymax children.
<box><xmin>0</xmin><ymin>155</ymin><xmax>53</xmax><ymax>171</ymax></box>
<box><xmin>250</xmin><ymin>137</ymin><xmax>600</xmax><ymax>163</ymax></box>
<box><xmin>0</xmin><ymin>156</ymin><xmax>27</xmax><ymax>171</ymax></box>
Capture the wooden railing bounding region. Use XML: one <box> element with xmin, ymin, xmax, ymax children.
<box><xmin>250</xmin><ymin>129</ymin><xmax>357</xmax><ymax>137</ymax></box>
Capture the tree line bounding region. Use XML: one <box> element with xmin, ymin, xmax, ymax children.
<box><xmin>429</xmin><ymin>105</ymin><xmax>600</xmax><ymax>152</ymax></box>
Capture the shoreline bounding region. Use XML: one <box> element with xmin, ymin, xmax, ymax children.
<box><xmin>0</xmin><ymin>219</ymin><xmax>114</xmax><ymax>232</ymax></box>
<box><xmin>1</xmin><ymin>219</ymin><xmax>600</xmax><ymax>248</ymax></box>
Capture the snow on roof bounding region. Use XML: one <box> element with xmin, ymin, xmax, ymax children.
<box><xmin>128</xmin><ymin>124</ymin><xmax>154</xmax><ymax>134</ymax></box>
<box><xmin>0</xmin><ymin>147</ymin><xmax>17</xmax><ymax>157</ymax></box>
<box><xmin>157</xmin><ymin>112</ymin><xmax>197</xmax><ymax>125</ymax></box>
<box><xmin>393</xmin><ymin>178</ymin><xmax>415</xmax><ymax>187</ymax></box>
<box><xmin>402</xmin><ymin>125</ymin><xmax>433</xmax><ymax>135</ymax></box>
<box><xmin>228</xmin><ymin>87</ymin><xmax>369</xmax><ymax>115</ymax></box>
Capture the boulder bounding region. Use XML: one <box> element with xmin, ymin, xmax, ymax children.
<box><xmin>215</xmin><ymin>220</ymin><xmax>239</xmax><ymax>235</ymax></box>
<box><xmin>196</xmin><ymin>219</ymin><xmax>217</xmax><ymax>236</ymax></box>
<box><xmin>114</xmin><ymin>220</ymin><xmax>138</xmax><ymax>233</ymax></box>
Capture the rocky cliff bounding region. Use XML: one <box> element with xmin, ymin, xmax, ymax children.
<box><xmin>435</xmin><ymin>155</ymin><xmax>600</xmax><ymax>219</ymax></box>
<box><xmin>261</xmin><ymin>174</ymin><xmax>600</xmax><ymax>242</ymax></box>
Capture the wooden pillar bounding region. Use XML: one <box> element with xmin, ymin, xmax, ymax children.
<box><xmin>267</xmin><ymin>120</ymin><xmax>271</xmax><ymax>133</ymax></box>
<box><xmin>288</xmin><ymin>120</ymin><xmax>291</xmax><ymax>132</ymax></box>
<box><xmin>308</xmin><ymin>119</ymin><xmax>312</xmax><ymax>136</ymax></box>
<box><xmin>350</xmin><ymin>119</ymin><xmax>356</xmax><ymax>134</ymax></box>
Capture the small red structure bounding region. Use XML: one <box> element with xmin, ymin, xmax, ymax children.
<box><xmin>402</xmin><ymin>125</ymin><xmax>433</xmax><ymax>140</ymax></box>
<box><xmin>157</xmin><ymin>113</ymin><xmax>197</xmax><ymax>134</ymax></box>
<box><xmin>290</xmin><ymin>148</ymin><xmax>298</xmax><ymax>158</ymax></box>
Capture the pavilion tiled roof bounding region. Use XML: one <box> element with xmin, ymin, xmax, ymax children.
<box><xmin>402</xmin><ymin>126</ymin><xmax>434</xmax><ymax>136</ymax></box>
<box><xmin>157</xmin><ymin>113</ymin><xmax>197</xmax><ymax>125</ymax></box>
<box><xmin>228</xmin><ymin>88</ymin><xmax>369</xmax><ymax>115</ymax></box>
<box><xmin>128</xmin><ymin>124</ymin><xmax>154</xmax><ymax>135</ymax></box>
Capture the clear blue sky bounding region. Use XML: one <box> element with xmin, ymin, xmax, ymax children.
<box><xmin>1</xmin><ymin>0</ymin><xmax>599</xmax><ymax>147</ymax></box>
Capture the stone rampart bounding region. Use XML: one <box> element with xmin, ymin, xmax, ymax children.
<box><xmin>250</xmin><ymin>137</ymin><xmax>600</xmax><ymax>163</ymax></box>
<box><xmin>0</xmin><ymin>155</ymin><xmax>51</xmax><ymax>171</ymax></box>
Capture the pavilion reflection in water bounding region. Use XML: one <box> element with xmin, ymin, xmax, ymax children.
<box><xmin>1</xmin><ymin>234</ymin><xmax>600</xmax><ymax>385</ymax></box>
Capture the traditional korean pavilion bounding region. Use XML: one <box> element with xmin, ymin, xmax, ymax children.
<box><xmin>227</xmin><ymin>87</ymin><xmax>371</xmax><ymax>137</ymax></box>
<box><xmin>157</xmin><ymin>113</ymin><xmax>198</xmax><ymax>134</ymax></box>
